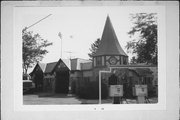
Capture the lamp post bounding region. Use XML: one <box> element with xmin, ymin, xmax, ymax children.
<box><xmin>58</xmin><ymin>32</ymin><xmax>62</xmax><ymax>58</ymax></box>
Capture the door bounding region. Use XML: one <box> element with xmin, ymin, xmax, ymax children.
<box><xmin>123</xmin><ymin>77</ymin><xmax>133</xmax><ymax>98</ymax></box>
<box><xmin>55</xmin><ymin>70</ymin><xmax>69</xmax><ymax>94</ymax></box>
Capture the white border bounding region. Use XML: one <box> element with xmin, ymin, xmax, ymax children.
<box><xmin>2</xmin><ymin>1</ymin><xmax>179</xmax><ymax>120</ymax></box>
<box><xmin>13</xmin><ymin>4</ymin><xmax>166</xmax><ymax>111</ymax></box>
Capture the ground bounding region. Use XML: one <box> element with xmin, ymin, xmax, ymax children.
<box><xmin>23</xmin><ymin>93</ymin><xmax>158</xmax><ymax>105</ymax></box>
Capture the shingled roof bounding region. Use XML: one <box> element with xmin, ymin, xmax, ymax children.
<box><xmin>30</xmin><ymin>58</ymin><xmax>92</xmax><ymax>75</ymax></box>
<box><xmin>43</xmin><ymin>59</ymin><xmax>71</xmax><ymax>74</ymax></box>
<box><xmin>93</xmin><ymin>15</ymin><xmax>128</xmax><ymax>57</ymax></box>
<box><xmin>29</xmin><ymin>62</ymin><xmax>46</xmax><ymax>76</ymax></box>
<box><xmin>44</xmin><ymin>62</ymin><xmax>57</xmax><ymax>74</ymax></box>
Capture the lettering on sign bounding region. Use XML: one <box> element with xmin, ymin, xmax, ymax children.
<box><xmin>135</xmin><ymin>85</ymin><xmax>148</xmax><ymax>96</ymax></box>
<box><xmin>109</xmin><ymin>85</ymin><xmax>123</xmax><ymax>97</ymax></box>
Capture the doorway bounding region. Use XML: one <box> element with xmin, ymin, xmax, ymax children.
<box><xmin>55</xmin><ymin>70</ymin><xmax>70</xmax><ymax>94</ymax></box>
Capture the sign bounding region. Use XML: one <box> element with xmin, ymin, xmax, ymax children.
<box><xmin>135</xmin><ymin>85</ymin><xmax>148</xmax><ymax>96</ymax></box>
<box><xmin>109</xmin><ymin>85</ymin><xmax>123</xmax><ymax>97</ymax></box>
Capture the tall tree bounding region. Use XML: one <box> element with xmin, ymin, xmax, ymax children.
<box><xmin>88</xmin><ymin>38</ymin><xmax>101</xmax><ymax>60</ymax></box>
<box><xmin>23</xmin><ymin>27</ymin><xmax>52</xmax><ymax>74</ymax></box>
<box><xmin>126</xmin><ymin>13</ymin><xmax>157</xmax><ymax>65</ymax></box>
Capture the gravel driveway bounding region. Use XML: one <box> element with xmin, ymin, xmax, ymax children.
<box><xmin>23</xmin><ymin>94</ymin><xmax>82</xmax><ymax>105</ymax></box>
<box><xmin>23</xmin><ymin>93</ymin><xmax>158</xmax><ymax>105</ymax></box>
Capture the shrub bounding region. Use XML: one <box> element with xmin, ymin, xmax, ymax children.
<box><xmin>76</xmin><ymin>81</ymin><xmax>108</xmax><ymax>99</ymax></box>
<box><xmin>148</xmin><ymin>89</ymin><xmax>157</xmax><ymax>98</ymax></box>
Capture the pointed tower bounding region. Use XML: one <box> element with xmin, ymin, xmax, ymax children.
<box><xmin>93</xmin><ymin>15</ymin><xmax>128</xmax><ymax>68</ymax></box>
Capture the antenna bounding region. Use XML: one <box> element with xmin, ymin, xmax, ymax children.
<box><xmin>65</xmin><ymin>51</ymin><xmax>74</xmax><ymax>59</ymax></box>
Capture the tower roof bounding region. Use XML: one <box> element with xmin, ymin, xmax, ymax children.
<box><xmin>93</xmin><ymin>15</ymin><xmax>128</xmax><ymax>57</ymax></box>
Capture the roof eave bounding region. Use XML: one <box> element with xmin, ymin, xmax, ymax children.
<box><xmin>92</xmin><ymin>54</ymin><xmax>128</xmax><ymax>57</ymax></box>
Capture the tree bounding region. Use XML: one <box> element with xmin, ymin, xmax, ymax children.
<box><xmin>22</xmin><ymin>27</ymin><xmax>52</xmax><ymax>74</ymax></box>
<box><xmin>126</xmin><ymin>13</ymin><xmax>157</xmax><ymax>65</ymax></box>
<box><xmin>88</xmin><ymin>38</ymin><xmax>101</xmax><ymax>60</ymax></box>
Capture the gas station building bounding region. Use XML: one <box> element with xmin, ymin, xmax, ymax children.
<box><xmin>30</xmin><ymin>16</ymin><xmax>158</xmax><ymax>98</ymax></box>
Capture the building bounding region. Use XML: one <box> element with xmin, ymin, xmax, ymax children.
<box><xmin>30</xmin><ymin>16</ymin><xmax>157</xmax><ymax>97</ymax></box>
<box><xmin>30</xmin><ymin>58</ymin><xmax>91</xmax><ymax>93</ymax></box>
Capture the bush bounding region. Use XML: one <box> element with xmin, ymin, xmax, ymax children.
<box><xmin>148</xmin><ymin>89</ymin><xmax>157</xmax><ymax>98</ymax></box>
<box><xmin>76</xmin><ymin>81</ymin><xmax>108</xmax><ymax>99</ymax></box>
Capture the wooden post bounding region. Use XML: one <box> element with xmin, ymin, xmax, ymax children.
<box><xmin>113</xmin><ymin>96</ymin><xmax>120</xmax><ymax>104</ymax></box>
<box><xmin>137</xmin><ymin>96</ymin><xmax>145</xmax><ymax>103</ymax></box>
<box><xmin>99</xmin><ymin>71</ymin><xmax>101</xmax><ymax>104</ymax></box>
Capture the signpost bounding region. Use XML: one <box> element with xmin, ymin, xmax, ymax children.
<box><xmin>99</xmin><ymin>65</ymin><xmax>155</xmax><ymax>104</ymax></box>
<box><xmin>109</xmin><ymin>85</ymin><xmax>123</xmax><ymax>104</ymax></box>
<box><xmin>108</xmin><ymin>73</ymin><xmax>124</xmax><ymax>104</ymax></box>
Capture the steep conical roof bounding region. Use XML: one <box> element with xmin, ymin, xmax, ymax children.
<box><xmin>93</xmin><ymin>15</ymin><xmax>128</xmax><ymax>56</ymax></box>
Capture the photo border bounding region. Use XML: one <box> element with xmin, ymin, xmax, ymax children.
<box><xmin>1</xmin><ymin>1</ymin><xmax>179</xmax><ymax>120</ymax></box>
<box><xmin>14</xmin><ymin>3</ymin><xmax>165</xmax><ymax>111</ymax></box>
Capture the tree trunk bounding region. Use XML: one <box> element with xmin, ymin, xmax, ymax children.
<box><xmin>23</xmin><ymin>64</ymin><xmax>28</xmax><ymax>75</ymax></box>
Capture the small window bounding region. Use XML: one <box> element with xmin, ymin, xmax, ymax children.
<box><xmin>96</xmin><ymin>57</ymin><xmax>102</xmax><ymax>66</ymax></box>
<box><xmin>123</xmin><ymin>57</ymin><xmax>127</xmax><ymax>64</ymax></box>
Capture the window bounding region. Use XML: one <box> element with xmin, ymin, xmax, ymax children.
<box><xmin>123</xmin><ymin>57</ymin><xmax>127</xmax><ymax>64</ymax></box>
<box><xmin>119</xmin><ymin>56</ymin><xmax>121</xmax><ymax>64</ymax></box>
<box><xmin>96</xmin><ymin>57</ymin><xmax>102</xmax><ymax>66</ymax></box>
<box><xmin>93</xmin><ymin>58</ymin><xmax>96</xmax><ymax>66</ymax></box>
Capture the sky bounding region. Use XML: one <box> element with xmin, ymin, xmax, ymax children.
<box><xmin>20</xmin><ymin>6</ymin><xmax>158</xmax><ymax>73</ymax></box>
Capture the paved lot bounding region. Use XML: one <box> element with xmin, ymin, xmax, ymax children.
<box><xmin>23</xmin><ymin>93</ymin><xmax>158</xmax><ymax>105</ymax></box>
<box><xmin>23</xmin><ymin>94</ymin><xmax>82</xmax><ymax>105</ymax></box>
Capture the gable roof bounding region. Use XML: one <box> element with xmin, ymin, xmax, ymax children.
<box><xmin>30</xmin><ymin>58</ymin><xmax>92</xmax><ymax>74</ymax></box>
<box><xmin>51</xmin><ymin>59</ymin><xmax>71</xmax><ymax>73</ymax></box>
<box><xmin>38</xmin><ymin>63</ymin><xmax>47</xmax><ymax>72</ymax></box>
<box><xmin>62</xmin><ymin>59</ymin><xmax>71</xmax><ymax>70</ymax></box>
<box><xmin>29</xmin><ymin>62</ymin><xmax>46</xmax><ymax>76</ymax></box>
<box><xmin>43</xmin><ymin>59</ymin><xmax>71</xmax><ymax>74</ymax></box>
<box><xmin>93</xmin><ymin>15</ymin><xmax>128</xmax><ymax>57</ymax></box>
<box><xmin>44</xmin><ymin>62</ymin><xmax>57</xmax><ymax>74</ymax></box>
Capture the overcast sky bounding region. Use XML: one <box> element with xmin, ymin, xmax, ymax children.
<box><xmin>19</xmin><ymin>6</ymin><xmax>159</xmax><ymax>73</ymax></box>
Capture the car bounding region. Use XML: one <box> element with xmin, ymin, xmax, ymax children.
<box><xmin>23</xmin><ymin>80</ymin><xmax>35</xmax><ymax>94</ymax></box>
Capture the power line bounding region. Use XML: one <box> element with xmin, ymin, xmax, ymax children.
<box><xmin>26</xmin><ymin>14</ymin><xmax>52</xmax><ymax>30</ymax></box>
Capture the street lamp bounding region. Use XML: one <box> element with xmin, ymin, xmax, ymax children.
<box><xmin>58</xmin><ymin>32</ymin><xmax>62</xmax><ymax>59</ymax></box>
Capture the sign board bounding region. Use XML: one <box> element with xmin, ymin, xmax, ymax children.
<box><xmin>109</xmin><ymin>85</ymin><xmax>123</xmax><ymax>97</ymax></box>
<box><xmin>135</xmin><ymin>85</ymin><xmax>148</xmax><ymax>96</ymax></box>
